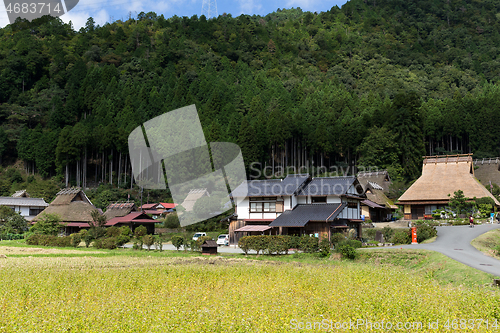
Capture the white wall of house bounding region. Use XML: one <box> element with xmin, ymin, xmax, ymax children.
<box><xmin>326</xmin><ymin>196</ymin><xmax>341</xmax><ymax>204</ymax></box>
<box><xmin>9</xmin><ymin>206</ymin><xmax>29</xmax><ymax>217</ymax></box>
<box><xmin>284</xmin><ymin>196</ymin><xmax>294</xmax><ymax>211</ymax></box>
<box><xmin>235</xmin><ymin>197</ymin><xmax>250</xmax><ymax>219</ymax></box>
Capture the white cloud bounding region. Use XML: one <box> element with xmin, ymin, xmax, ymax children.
<box><xmin>238</xmin><ymin>0</ymin><xmax>263</xmax><ymax>14</ymax></box>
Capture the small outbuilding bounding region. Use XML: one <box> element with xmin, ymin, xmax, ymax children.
<box><xmin>201</xmin><ymin>240</ymin><xmax>218</xmax><ymax>255</ymax></box>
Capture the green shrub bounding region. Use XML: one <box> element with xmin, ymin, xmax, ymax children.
<box><xmin>319</xmin><ymin>238</ymin><xmax>331</xmax><ymax>257</ymax></box>
<box><xmin>115</xmin><ymin>234</ymin><xmax>130</xmax><ymax>247</ymax></box>
<box><xmin>336</xmin><ymin>244</ymin><xmax>358</xmax><ymax>260</ymax></box>
<box><xmin>382</xmin><ymin>226</ymin><xmax>394</xmax><ymax>241</ymax></box>
<box><xmin>238</xmin><ymin>236</ymin><xmax>251</xmax><ymax>255</ymax></box>
<box><xmin>392</xmin><ymin>230</ymin><xmax>411</xmax><ymax>244</ymax></box>
<box><xmin>119</xmin><ymin>226</ymin><xmax>132</xmax><ymax>237</ymax></box>
<box><xmin>106</xmin><ymin>227</ymin><xmax>121</xmax><ymax>238</ymax></box>
<box><xmin>299</xmin><ymin>235</ymin><xmax>319</xmax><ymax>253</ymax></box>
<box><xmin>154</xmin><ymin>235</ymin><xmax>164</xmax><ymax>251</ymax></box>
<box><xmin>416</xmin><ymin>223</ymin><xmax>437</xmax><ymax>243</ymax></box>
<box><xmin>331</xmin><ymin>232</ymin><xmax>347</xmax><ymax>245</ymax></box>
<box><xmin>288</xmin><ymin>235</ymin><xmax>301</xmax><ymax>250</ymax></box>
<box><xmin>83</xmin><ymin>232</ymin><xmax>93</xmax><ymax>248</ymax></box>
<box><xmin>26</xmin><ymin>234</ymin><xmax>72</xmax><ymax>247</ymax></box>
<box><xmin>163</xmin><ymin>213</ymin><xmax>180</xmax><ymax>229</ymax></box>
<box><xmin>171</xmin><ymin>235</ymin><xmax>184</xmax><ymax>250</ymax></box>
<box><xmin>143</xmin><ymin>235</ymin><xmax>154</xmax><ymax>251</ymax></box>
<box><xmin>70</xmin><ymin>233</ymin><xmax>82</xmax><ymax>247</ymax></box>
<box><xmin>26</xmin><ymin>234</ymin><xmax>40</xmax><ymax>245</ymax></box>
<box><xmin>363</xmin><ymin>229</ymin><xmax>376</xmax><ymax>241</ymax></box>
<box><xmin>190</xmin><ymin>239</ymin><xmax>200</xmax><ymax>252</ymax></box>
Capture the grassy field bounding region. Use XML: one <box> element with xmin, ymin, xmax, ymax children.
<box><xmin>0</xmin><ymin>242</ymin><xmax>500</xmax><ymax>332</ymax></box>
<box><xmin>471</xmin><ymin>229</ymin><xmax>500</xmax><ymax>259</ymax></box>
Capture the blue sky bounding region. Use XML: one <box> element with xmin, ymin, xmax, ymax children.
<box><xmin>0</xmin><ymin>0</ymin><xmax>349</xmax><ymax>30</ymax></box>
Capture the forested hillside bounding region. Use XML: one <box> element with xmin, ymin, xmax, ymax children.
<box><xmin>1</xmin><ymin>0</ymin><xmax>500</xmax><ymax>193</ymax></box>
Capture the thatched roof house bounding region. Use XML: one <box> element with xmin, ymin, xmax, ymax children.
<box><xmin>360</xmin><ymin>181</ymin><xmax>397</xmax><ymax>222</ymax></box>
<box><xmin>473</xmin><ymin>157</ymin><xmax>500</xmax><ymax>187</ymax></box>
<box><xmin>357</xmin><ymin>170</ymin><xmax>392</xmax><ymax>194</ymax></box>
<box><xmin>398</xmin><ymin>154</ymin><xmax>500</xmax><ymax>220</ymax></box>
<box><xmin>33</xmin><ymin>188</ymin><xmax>96</xmax><ymax>234</ymax></box>
<box><xmin>181</xmin><ymin>189</ymin><xmax>209</xmax><ymax>212</ymax></box>
<box><xmin>104</xmin><ymin>202</ymin><xmax>137</xmax><ymax>220</ymax></box>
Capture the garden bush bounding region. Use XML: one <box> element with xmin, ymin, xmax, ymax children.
<box><xmin>171</xmin><ymin>235</ymin><xmax>184</xmax><ymax>250</ymax></box>
<box><xmin>299</xmin><ymin>235</ymin><xmax>319</xmax><ymax>253</ymax></box>
<box><xmin>0</xmin><ymin>233</ymin><xmax>24</xmax><ymax>240</ymax></box>
<box><xmin>70</xmin><ymin>233</ymin><xmax>82</xmax><ymax>247</ymax></box>
<box><xmin>25</xmin><ymin>234</ymin><xmax>40</xmax><ymax>245</ymax></box>
<box><xmin>106</xmin><ymin>227</ymin><xmax>121</xmax><ymax>238</ymax></box>
<box><xmin>382</xmin><ymin>226</ymin><xmax>394</xmax><ymax>241</ymax></box>
<box><xmin>331</xmin><ymin>232</ymin><xmax>347</xmax><ymax>245</ymax></box>
<box><xmin>25</xmin><ymin>234</ymin><xmax>72</xmax><ymax>247</ymax></box>
<box><xmin>392</xmin><ymin>230</ymin><xmax>411</xmax><ymax>244</ymax></box>
<box><xmin>143</xmin><ymin>235</ymin><xmax>154</xmax><ymax>251</ymax></box>
<box><xmin>115</xmin><ymin>234</ymin><xmax>131</xmax><ymax>247</ymax></box>
<box><xmin>416</xmin><ymin>223</ymin><xmax>437</xmax><ymax>243</ymax></box>
<box><xmin>319</xmin><ymin>238</ymin><xmax>331</xmax><ymax>257</ymax></box>
<box><xmin>336</xmin><ymin>244</ymin><xmax>358</xmax><ymax>260</ymax></box>
<box><xmin>154</xmin><ymin>235</ymin><xmax>164</xmax><ymax>251</ymax></box>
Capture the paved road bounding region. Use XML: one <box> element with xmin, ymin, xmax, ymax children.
<box><xmin>381</xmin><ymin>223</ymin><xmax>500</xmax><ymax>277</ymax></box>
<box><xmin>124</xmin><ymin>243</ymin><xmax>252</xmax><ymax>254</ymax></box>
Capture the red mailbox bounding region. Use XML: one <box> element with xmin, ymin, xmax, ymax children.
<box><xmin>411</xmin><ymin>227</ymin><xmax>417</xmax><ymax>244</ymax></box>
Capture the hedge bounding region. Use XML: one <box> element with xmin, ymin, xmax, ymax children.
<box><xmin>238</xmin><ymin>235</ymin><xmax>320</xmax><ymax>255</ymax></box>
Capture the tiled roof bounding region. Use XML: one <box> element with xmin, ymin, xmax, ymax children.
<box><xmin>298</xmin><ymin>177</ymin><xmax>357</xmax><ymax>196</ymax></box>
<box><xmin>105</xmin><ymin>212</ymin><xmax>156</xmax><ymax>226</ymax></box>
<box><xmin>0</xmin><ymin>197</ymin><xmax>48</xmax><ymax>207</ymax></box>
<box><xmin>361</xmin><ymin>199</ymin><xmax>385</xmax><ymax>209</ymax></box>
<box><xmin>231</xmin><ymin>174</ymin><xmax>310</xmax><ymax>197</ymax></box>
<box><xmin>140</xmin><ymin>203</ymin><xmax>159</xmax><ymax>209</ymax></box>
<box><xmin>159</xmin><ymin>203</ymin><xmax>177</xmax><ymax>209</ymax></box>
<box><xmin>269</xmin><ymin>203</ymin><xmax>346</xmax><ymax>227</ymax></box>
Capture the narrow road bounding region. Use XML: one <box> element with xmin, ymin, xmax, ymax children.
<box><xmin>128</xmin><ymin>224</ymin><xmax>500</xmax><ymax>275</ymax></box>
<box><xmin>385</xmin><ymin>223</ymin><xmax>500</xmax><ymax>277</ymax></box>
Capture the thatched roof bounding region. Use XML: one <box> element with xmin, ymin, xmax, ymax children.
<box><xmin>33</xmin><ymin>188</ymin><xmax>97</xmax><ymax>223</ymax></box>
<box><xmin>398</xmin><ymin>154</ymin><xmax>500</xmax><ymax>206</ymax></box>
<box><xmin>104</xmin><ymin>202</ymin><xmax>137</xmax><ymax>220</ymax></box>
<box><xmin>357</xmin><ymin>170</ymin><xmax>392</xmax><ymax>193</ymax></box>
<box><xmin>12</xmin><ymin>190</ymin><xmax>29</xmax><ymax>197</ymax></box>
<box><xmin>181</xmin><ymin>189</ymin><xmax>209</xmax><ymax>212</ymax></box>
<box><xmin>364</xmin><ymin>185</ymin><xmax>398</xmax><ymax>209</ymax></box>
<box><xmin>473</xmin><ymin>157</ymin><xmax>500</xmax><ymax>187</ymax></box>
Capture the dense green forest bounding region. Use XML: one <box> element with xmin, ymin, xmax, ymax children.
<box><xmin>1</xmin><ymin>0</ymin><xmax>500</xmax><ymax>196</ymax></box>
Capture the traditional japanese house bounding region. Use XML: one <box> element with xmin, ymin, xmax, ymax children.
<box><xmin>397</xmin><ymin>154</ymin><xmax>500</xmax><ymax>220</ymax></box>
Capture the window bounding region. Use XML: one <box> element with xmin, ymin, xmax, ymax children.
<box><xmin>311</xmin><ymin>196</ymin><xmax>327</xmax><ymax>203</ymax></box>
<box><xmin>250</xmin><ymin>202</ymin><xmax>276</xmax><ymax>212</ymax></box>
<box><xmin>347</xmin><ymin>202</ymin><xmax>357</xmax><ymax>209</ymax></box>
<box><xmin>29</xmin><ymin>208</ymin><xmax>44</xmax><ymax>216</ymax></box>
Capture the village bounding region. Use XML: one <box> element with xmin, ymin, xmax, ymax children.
<box><xmin>2</xmin><ymin>154</ymin><xmax>500</xmax><ymax>255</ymax></box>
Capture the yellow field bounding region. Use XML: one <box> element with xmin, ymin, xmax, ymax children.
<box><xmin>0</xmin><ymin>256</ymin><xmax>499</xmax><ymax>332</ymax></box>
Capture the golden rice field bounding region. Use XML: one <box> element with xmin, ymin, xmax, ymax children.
<box><xmin>0</xmin><ymin>256</ymin><xmax>499</xmax><ymax>332</ymax></box>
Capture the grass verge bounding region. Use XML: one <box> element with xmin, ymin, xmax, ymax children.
<box><xmin>471</xmin><ymin>229</ymin><xmax>500</xmax><ymax>259</ymax></box>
